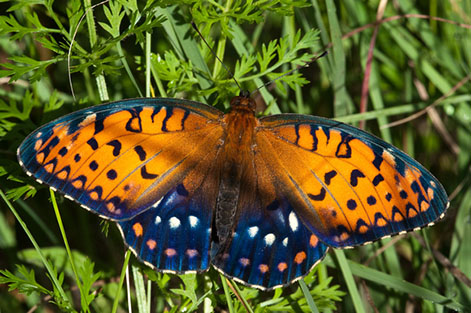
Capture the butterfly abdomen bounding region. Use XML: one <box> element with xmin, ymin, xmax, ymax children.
<box><xmin>214</xmin><ymin>102</ymin><xmax>259</xmax><ymax>245</ymax></box>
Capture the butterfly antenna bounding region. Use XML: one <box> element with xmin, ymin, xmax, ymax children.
<box><xmin>250</xmin><ymin>51</ymin><xmax>328</xmax><ymax>96</ymax></box>
<box><xmin>191</xmin><ymin>21</ymin><xmax>243</xmax><ymax>94</ymax></box>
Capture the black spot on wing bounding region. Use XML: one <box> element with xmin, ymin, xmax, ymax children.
<box><xmin>373</xmin><ymin>153</ymin><xmax>383</xmax><ymax>170</ymax></box>
<box><xmin>394</xmin><ymin>175</ymin><xmax>400</xmax><ymax>185</ymax></box>
<box><xmin>347</xmin><ymin>199</ymin><xmax>357</xmax><ymax>210</ymax></box>
<box><xmin>141</xmin><ymin>165</ymin><xmax>158</xmax><ymax>179</ymax></box>
<box><xmin>350</xmin><ymin>169</ymin><xmax>365</xmax><ymax>187</ymax></box>
<box><xmin>71</xmin><ymin>133</ymin><xmax>79</xmax><ymax>142</ymax></box>
<box><xmin>107</xmin><ymin>140</ymin><xmax>122</xmax><ymax>156</ymax></box>
<box><xmin>107</xmin><ymin>169</ymin><xmax>117</xmax><ymax>180</ymax></box>
<box><xmin>411</xmin><ymin>181</ymin><xmax>420</xmax><ymax>193</ymax></box>
<box><xmin>87</xmin><ymin>138</ymin><xmax>98</xmax><ymax>150</ymax></box>
<box><xmin>400</xmin><ymin>190</ymin><xmax>408</xmax><ymax>199</ymax></box>
<box><xmin>324</xmin><ymin>170</ymin><xmax>337</xmax><ymax>185</ymax></box>
<box><xmin>89</xmin><ymin>160</ymin><xmax>98</xmax><ymax>171</ymax></box>
<box><xmin>367</xmin><ymin>195</ymin><xmax>377</xmax><ymax>205</ymax></box>
<box><xmin>94</xmin><ymin>118</ymin><xmax>105</xmax><ymax>135</ymax></box>
<box><xmin>134</xmin><ymin>145</ymin><xmax>146</xmax><ymax>161</ymax></box>
<box><xmin>58</xmin><ymin>147</ymin><xmax>68</xmax><ymax>157</ymax></box>
<box><xmin>308</xmin><ymin>188</ymin><xmax>326</xmax><ymax>201</ymax></box>
<box><xmin>373</xmin><ymin>174</ymin><xmax>384</xmax><ymax>186</ymax></box>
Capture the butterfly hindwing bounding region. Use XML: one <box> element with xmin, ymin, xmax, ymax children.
<box><xmin>212</xmin><ymin>147</ymin><xmax>328</xmax><ymax>289</ymax></box>
<box><xmin>117</xmin><ymin>139</ymin><xmax>223</xmax><ymax>273</ymax></box>
<box><xmin>18</xmin><ymin>98</ymin><xmax>224</xmax><ymax>220</ymax></box>
<box><xmin>118</xmin><ymin>185</ymin><xmax>214</xmax><ymax>272</ymax></box>
<box><xmin>258</xmin><ymin>114</ymin><xmax>448</xmax><ymax>248</ymax></box>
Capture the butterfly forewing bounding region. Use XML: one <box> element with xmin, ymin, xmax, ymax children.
<box><xmin>258</xmin><ymin>114</ymin><xmax>449</xmax><ymax>248</ymax></box>
<box><xmin>18</xmin><ymin>98</ymin><xmax>224</xmax><ymax>220</ymax></box>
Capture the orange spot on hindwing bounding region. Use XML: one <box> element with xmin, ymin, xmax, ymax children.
<box><xmin>294</xmin><ymin>251</ymin><xmax>307</xmax><ymax>264</ymax></box>
<box><xmin>132</xmin><ymin>223</ymin><xmax>143</xmax><ymax>237</ymax></box>
<box><xmin>277</xmin><ymin>262</ymin><xmax>288</xmax><ymax>272</ymax></box>
<box><xmin>165</xmin><ymin>248</ymin><xmax>177</xmax><ymax>257</ymax></box>
<box><xmin>146</xmin><ymin>239</ymin><xmax>156</xmax><ymax>250</ymax></box>
<box><xmin>259</xmin><ymin>264</ymin><xmax>269</xmax><ymax>273</ymax></box>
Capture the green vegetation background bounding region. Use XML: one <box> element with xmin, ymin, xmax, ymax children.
<box><xmin>0</xmin><ymin>0</ymin><xmax>470</xmax><ymax>312</ymax></box>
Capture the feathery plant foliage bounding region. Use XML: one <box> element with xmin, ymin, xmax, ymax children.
<box><xmin>1</xmin><ymin>0</ymin><xmax>470</xmax><ymax>312</ymax></box>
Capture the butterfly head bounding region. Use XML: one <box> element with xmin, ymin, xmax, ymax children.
<box><xmin>230</xmin><ymin>91</ymin><xmax>256</xmax><ymax>114</ymax></box>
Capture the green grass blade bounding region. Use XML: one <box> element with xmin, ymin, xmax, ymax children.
<box><xmin>111</xmin><ymin>249</ymin><xmax>132</xmax><ymax>313</ymax></box>
<box><xmin>333</xmin><ymin>250</ymin><xmax>366</xmax><ymax>313</ymax></box>
<box><xmin>299</xmin><ymin>279</ymin><xmax>319</xmax><ymax>313</ymax></box>
<box><xmin>0</xmin><ymin>189</ymin><xmax>70</xmax><ymax>306</ymax></box>
<box><xmin>325</xmin><ymin>0</ymin><xmax>354</xmax><ymax>117</ymax></box>
<box><xmin>49</xmin><ymin>189</ymin><xmax>87</xmax><ymax>310</ymax></box>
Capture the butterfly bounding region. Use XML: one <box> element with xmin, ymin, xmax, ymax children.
<box><xmin>17</xmin><ymin>92</ymin><xmax>449</xmax><ymax>290</ymax></box>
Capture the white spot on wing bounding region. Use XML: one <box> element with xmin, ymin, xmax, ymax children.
<box><xmin>248</xmin><ymin>226</ymin><xmax>259</xmax><ymax>238</ymax></box>
<box><xmin>78</xmin><ymin>113</ymin><xmax>97</xmax><ymax>128</ymax></box>
<box><xmin>169</xmin><ymin>217</ymin><xmax>181</xmax><ymax>229</ymax></box>
<box><xmin>155</xmin><ymin>216</ymin><xmax>161</xmax><ymax>225</ymax></box>
<box><xmin>264</xmin><ymin>233</ymin><xmax>276</xmax><ymax>246</ymax></box>
<box><xmin>282</xmin><ymin>237</ymin><xmax>288</xmax><ymax>246</ymax></box>
<box><xmin>189</xmin><ymin>215</ymin><xmax>199</xmax><ymax>228</ymax></box>
<box><xmin>289</xmin><ymin>212</ymin><xmax>299</xmax><ymax>231</ymax></box>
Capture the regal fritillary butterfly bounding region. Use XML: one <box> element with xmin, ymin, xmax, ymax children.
<box><xmin>18</xmin><ymin>94</ymin><xmax>448</xmax><ymax>290</ymax></box>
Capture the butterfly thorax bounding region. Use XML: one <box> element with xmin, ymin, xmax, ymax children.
<box><xmin>214</xmin><ymin>95</ymin><xmax>259</xmax><ymax>246</ymax></box>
